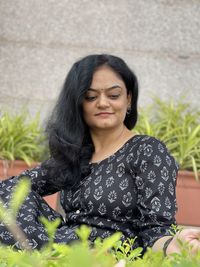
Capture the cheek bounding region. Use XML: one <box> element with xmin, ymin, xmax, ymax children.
<box><xmin>115</xmin><ymin>102</ymin><xmax>129</xmax><ymax>120</ymax></box>
<box><xmin>115</xmin><ymin>102</ymin><xmax>128</xmax><ymax>113</ymax></box>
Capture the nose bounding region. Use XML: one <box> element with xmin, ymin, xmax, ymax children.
<box><xmin>97</xmin><ymin>95</ymin><xmax>110</xmax><ymax>108</ymax></box>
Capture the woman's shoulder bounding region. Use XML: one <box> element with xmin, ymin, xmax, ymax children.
<box><xmin>128</xmin><ymin>134</ymin><xmax>179</xmax><ymax>171</ymax></box>
<box><xmin>127</xmin><ymin>134</ymin><xmax>173</xmax><ymax>160</ymax></box>
<box><xmin>128</xmin><ymin>134</ymin><xmax>167</xmax><ymax>149</ymax></box>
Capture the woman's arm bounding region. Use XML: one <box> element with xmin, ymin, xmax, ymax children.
<box><xmin>152</xmin><ymin>235</ymin><xmax>173</xmax><ymax>254</ymax></box>
<box><xmin>167</xmin><ymin>228</ymin><xmax>200</xmax><ymax>255</ymax></box>
<box><xmin>133</xmin><ymin>136</ymin><xmax>178</xmax><ymax>251</ymax></box>
<box><xmin>133</xmin><ymin>137</ymin><xmax>200</xmax><ymax>255</ymax></box>
<box><xmin>152</xmin><ymin>228</ymin><xmax>200</xmax><ymax>255</ymax></box>
<box><xmin>0</xmin><ymin>159</ymin><xmax>61</xmax><ymax>196</ymax></box>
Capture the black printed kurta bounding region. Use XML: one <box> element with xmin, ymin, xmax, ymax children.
<box><xmin>0</xmin><ymin>135</ymin><xmax>178</xmax><ymax>251</ymax></box>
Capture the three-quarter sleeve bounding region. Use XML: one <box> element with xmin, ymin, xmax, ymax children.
<box><xmin>0</xmin><ymin>159</ymin><xmax>60</xmax><ymax>196</ymax></box>
<box><xmin>133</xmin><ymin>136</ymin><xmax>178</xmax><ymax>250</ymax></box>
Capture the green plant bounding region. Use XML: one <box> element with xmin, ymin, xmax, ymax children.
<box><xmin>0</xmin><ymin>111</ymin><xmax>47</xmax><ymax>165</ymax></box>
<box><xmin>0</xmin><ymin>179</ymin><xmax>200</xmax><ymax>267</ymax></box>
<box><xmin>0</xmin><ymin>178</ymin><xmax>32</xmax><ymax>250</ymax></box>
<box><xmin>134</xmin><ymin>97</ymin><xmax>200</xmax><ymax>180</ymax></box>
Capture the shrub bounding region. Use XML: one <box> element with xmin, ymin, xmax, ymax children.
<box><xmin>0</xmin><ymin>179</ymin><xmax>200</xmax><ymax>267</ymax></box>
<box><xmin>0</xmin><ymin>111</ymin><xmax>48</xmax><ymax>165</ymax></box>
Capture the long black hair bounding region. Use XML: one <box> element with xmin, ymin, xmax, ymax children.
<box><xmin>42</xmin><ymin>54</ymin><xmax>139</xmax><ymax>190</ymax></box>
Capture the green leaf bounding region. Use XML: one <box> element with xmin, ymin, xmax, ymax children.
<box><xmin>9</xmin><ymin>177</ymin><xmax>31</xmax><ymax>217</ymax></box>
<box><xmin>128</xmin><ymin>247</ymin><xmax>143</xmax><ymax>260</ymax></box>
<box><xmin>96</xmin><ymin>232</ymin><xmax>122</xmax><ymax>256</ymax></box>
<box><xmin>75</xmin><ymin>225</ymin><xmax>91</xmax><ymax>243</ymax></box>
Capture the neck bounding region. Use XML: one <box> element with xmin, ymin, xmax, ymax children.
<box><xmin>90</xmin><ymin>125</ymin><xmax>131</xmax><ymax>153</ymax></box>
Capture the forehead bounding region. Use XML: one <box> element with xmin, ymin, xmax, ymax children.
<box><xmin>90</xmin><ymin>66</ymin><xmax>125</xmax><ymax>89</ymax></box>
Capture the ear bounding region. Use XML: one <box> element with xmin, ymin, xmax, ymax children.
<box><xmin>127</xmin><ymin>91</ymin><xmax>132</xmax><ymax>107</ymax></box>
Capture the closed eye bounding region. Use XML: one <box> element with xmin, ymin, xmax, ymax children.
<box><xmin>109</xmin><ymin>94</ymin><xmax>120</xmax><ymax>99</ymax></box>
<box><xmin>85</xmin><ymin>95</ymin><xmax>97</xmax><ymax>101</ymax></box>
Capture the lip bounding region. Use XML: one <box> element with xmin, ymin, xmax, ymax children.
<box><xmin>95</xmin><ymin>112</ymin><xmax>114</xmax><ymax>116</ymax></box>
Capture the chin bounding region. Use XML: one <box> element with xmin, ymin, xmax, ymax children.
<box><xmin>96</xmin><ymin>123</ymin><xmax>117</xmax><ymax>130</ymax></box>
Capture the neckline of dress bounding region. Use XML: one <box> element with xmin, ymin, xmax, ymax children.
<box><xmin>89</xmin><ymin>134</ymin><xmax>141</xmax><ymax>165</ymax></box>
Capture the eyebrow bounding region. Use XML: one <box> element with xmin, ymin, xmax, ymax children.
<box><xmin>89</xmin><ymin>85</ymin><xmax>122</xmax><ymax>92</ymax></box>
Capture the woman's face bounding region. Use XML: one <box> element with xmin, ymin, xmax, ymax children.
<box><xmin>82</xmin><ymin>65</ymin><xmax>131</xmax><ymax>131</ymax></box>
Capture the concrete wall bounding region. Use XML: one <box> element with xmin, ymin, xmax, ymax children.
<box><xmin>0</xmin><ymin>0</ymin><xmax>200</xmax><ymax>122</ymax></box>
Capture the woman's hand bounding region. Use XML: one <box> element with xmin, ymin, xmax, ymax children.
<box><xmin>167</xmin><ymin>228</ymin><xmax>200</xmax><ymax>255</ymax></box>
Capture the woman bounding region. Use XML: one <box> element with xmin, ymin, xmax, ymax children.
<box><xmin>0</xmin><ymin>54</ymin><xmax>200</xmax><ymax>255</ymax></box>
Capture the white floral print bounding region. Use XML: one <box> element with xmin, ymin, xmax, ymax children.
<box><xmin>0</xmin><ymin>135</ymin><xmax>178</xmax><ymax>251</ymax></box>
